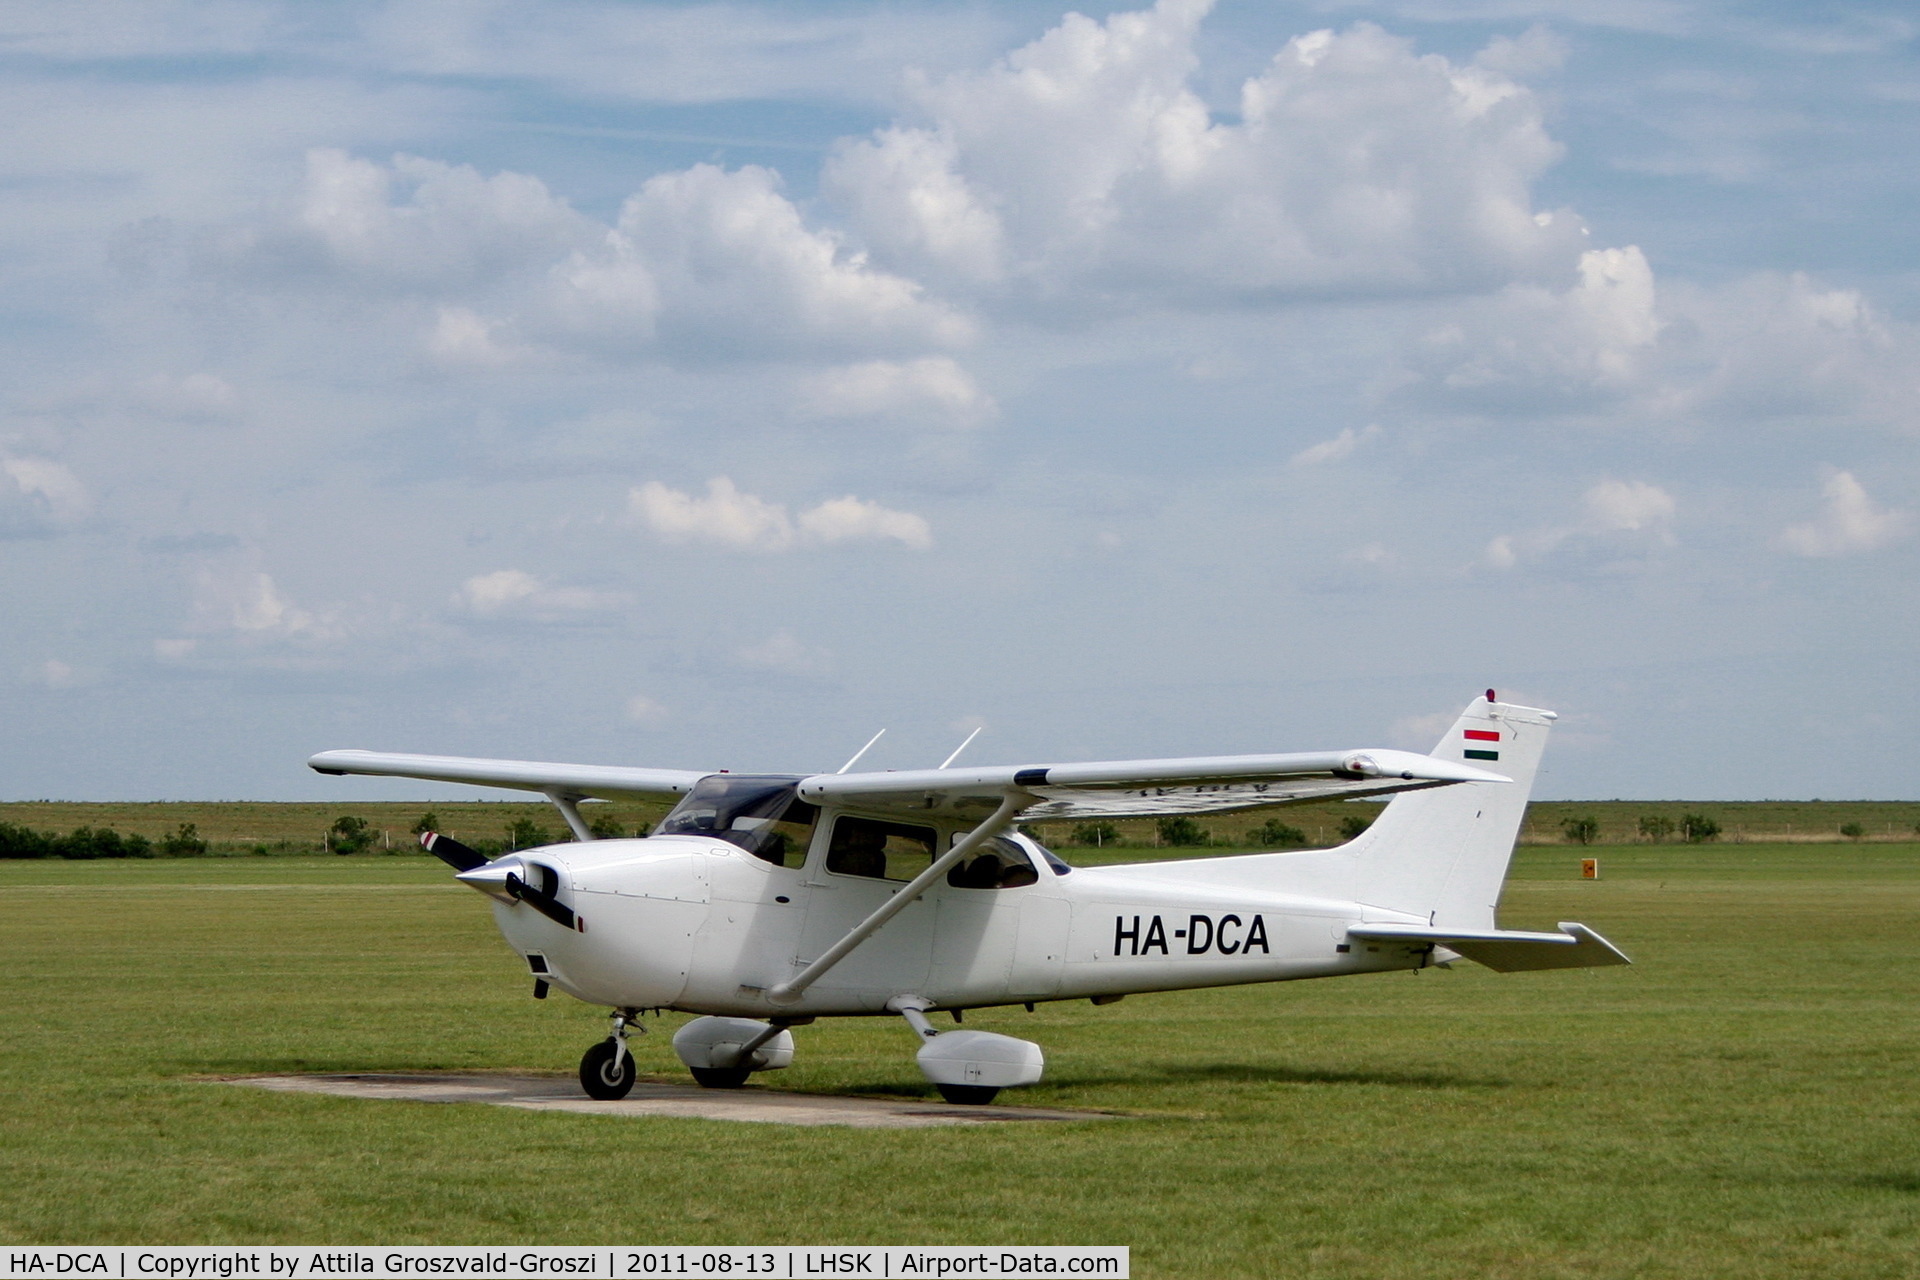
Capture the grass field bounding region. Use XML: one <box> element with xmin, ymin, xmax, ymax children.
<box><xmin>3</xmin><ymin>843</ymin><xmax>1917</xmax><ymax>1277</ymax></box>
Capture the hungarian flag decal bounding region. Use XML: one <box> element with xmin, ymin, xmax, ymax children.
<box><xmin>1463</xmin><ymin>728</ymin><xmax>1499</xmax><ymax>761</ymax></box>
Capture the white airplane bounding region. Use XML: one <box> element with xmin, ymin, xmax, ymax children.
<box><xmin>310</xmin><ymin>691</ymin><xmax>1627</xmax><ymax>1104</ymax></box>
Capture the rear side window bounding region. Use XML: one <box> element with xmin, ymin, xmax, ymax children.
<box><xmin>824</xmin><ymin>816</ymin><xmax>937</xmax><ymax>881</ymax></box>
<box><xmin>946</xmin><ymin>835</ymin><xmax>1040</xmax><ymax>889</ymax></box>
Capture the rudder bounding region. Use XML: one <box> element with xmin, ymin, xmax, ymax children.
<box><xmin>1348</xmin><ymin>693</ymin><xmax>1555</xmax><ymax>928</ymax></box>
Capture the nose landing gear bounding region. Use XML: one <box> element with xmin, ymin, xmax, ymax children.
<box><xmin>579</xmin><ymin>1009</ymin><xmax>641</xmax><ymax>1100</ymax></box>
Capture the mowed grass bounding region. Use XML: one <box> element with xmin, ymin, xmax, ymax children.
<box><xmin>2</xmin><ymin>846</ymin><xmax>1917</xmax><ymax>1278</ymax></box>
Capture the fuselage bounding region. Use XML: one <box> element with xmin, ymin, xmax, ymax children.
<box><xmin>479</xmin><ymin>819</ymin><xmax>1437</xmax><ymax>1019</ymax></box>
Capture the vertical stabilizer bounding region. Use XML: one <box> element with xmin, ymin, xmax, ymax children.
<box><xmin>1348</xmin><ymin>694</ymin><xmax>1554</xmax><ymax>928</ymax></box>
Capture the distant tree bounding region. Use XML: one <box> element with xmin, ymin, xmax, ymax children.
<box><xmin>1247</xmin><ymin>818</ymin><xmax>1308</xmax><ymax>847</ymax></box>
<box><xmin>1638</xmin><ymin>815</ymin><xmax>1675</xmax><ymax>843</ymax></box>
<box><xmin>328</xmin><ymin>815</ymin><xmax>374</xmax><ymax>855</ymax></box>
<box><xmin>1839</xmin><ymin>821</ymin><xmax>1866</xmax><ymax>841</ymax></box>
<box><xmin>56</xmin><ymin>832</ymin><xmax>108</xmax><ymax>859</ymax></box>
<box><xmin>504</xmin><ymin>816</ymin><xmax>552</xmax><ymax>850</ymax></box>
<box><xmin>57</xmin><ymin>827</ymin><xmax>152</xmax><ymax>860</ymax></box>
<box><xmin>159</xmin><ymin>823</ymin><xmax>208</xmax><ymax>858</ymax></box>
<box><xmin>1337</xmin><ymin>812</ymin><xmax>1375</xmax><ymax>841</ymax></box>
<box><xmin>411</xmin><ymin>811</ymin><xmax>441</xmax><ymax>836</ymax></box>
<box><xmin>1680</xmin><ymin>813</ymin><xmax>1721</xmax><ymax>844</ymax></box>
<box><xmin>0</xmin><ymin>822</ymin><xmax>54</xmax><ymax>859</ymax></box>
<box><xmin>587</xmin><ymin>811</ymin><xmax>629</xmax><ymax>840</ymax></box>
<box><xmin>1069</xmin><ymin>821</ymin><xmax>1121</xmax><ymax>847</ymax></box>
<box><xmin>1156</xmin><ymin>816</ymin><xmax>1211</xmax><ymax>847</ymax></box>
<box><xmin>1561</xmin><ymin>817</ymin><xmax>1600</xmax><ymax>846</ymax></box>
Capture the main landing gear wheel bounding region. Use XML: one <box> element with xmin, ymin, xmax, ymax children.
<box><xmin>580</xmin><ymin>1039</ymin><xmax>636</xmax><ymax>1100</ymax></box>
<box><xmin>935</xmin><ymin>1084</ymin><xmax>1000</xmax><ymax>1106</ymax></box>
<box><xmin>689</xmin><ymin>1066</ymin><xmax>751</xmax><ymax>1089</ymax></box>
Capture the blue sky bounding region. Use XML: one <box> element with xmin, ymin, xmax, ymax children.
<box><xmin>2</xmin><ymin>0</ymin><xmax>1916</xmax><ymax>801</ymax></box>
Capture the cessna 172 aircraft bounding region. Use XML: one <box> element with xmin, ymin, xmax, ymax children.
<box><xmin>310</xmin><ymin>692</ymin><xmax>1627</xmax><ymax>1104</ymax></box>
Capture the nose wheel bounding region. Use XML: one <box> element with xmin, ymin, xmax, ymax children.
<box><xmin>579</xmin><ymin>1010</ymin><xmax>640</xmax><ymax>1100</ymax></box>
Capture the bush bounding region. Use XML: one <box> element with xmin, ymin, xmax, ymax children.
<box><xmin>1069</xmin><ymin>821</ymin><xmax>1121</xmax><ymax>847</ymax></box>
<box><xmin>0</xmin><ymin>822</ymin><xmax>54</xmax><ymax>859</ymax></box>
<box><xmin>1247</xmin><ymin>818</ymin><xmax>1308</xmax><ymax>847</ymax></box>
<box><xmin>159</xmin><ymin>823</ymin><xmax>208</xmax><ymax>858</ymax></box>
<box><xmin>1840</xmin><ymin>822</ymin><xmax>1866</xmax><ymax>841</ymax></box>
<box><xmin>587</xmin><ymin>811</ymin><xmax>630</xmax><ymax>840</ymax></box>
<box><xmin>1638</xmin><ymin>815</ymin><xmax>1675</xmax><ymax>843</ymax></box>
<box><xmin>1561</xmin><ymin>817</ymin><xmax>1600</xmax><ymax>846</ymax></box>
<box><xmin>1337</xmin><ymin>812</ymin><xmax>1374</xmax><ymax>841</ymax></box>
<box><xmin>1680</xmin><ymin>813</ymin><xmax>1720</xmax><ymax>844</ymax></box>
<box><xmin>505</xmin><ymin>816</ymin><xmax>553</xmax><ymax>850</ymax></box>
<box><xmin>55</xmin><ymin>827</ymin><xmax>153</xmax><ymax>860</ymax></box>
<box><xmin>1156</xmin><ymin>816</ymin><xmax>1211</xmax><ymax>847</ymax></box>
<box><xmin>328</xmin><ymin>815</ymin><xmax>375</xmax><ymax>855</ymax></box>
<box><xmin>411</xmin><ymin>811</ymin><xmax>440</xmax><ymax>836</ymax></box>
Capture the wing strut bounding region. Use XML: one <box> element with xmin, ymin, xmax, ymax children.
<box><xmin>768</xmin><ymin>790</ymin><xmax>1034</xmax><ymax>1004</ymax></box>
<box><xmin>545</xmin><ymin>791</ymin><xmax>594</xmax><ymax>842</ymax></box>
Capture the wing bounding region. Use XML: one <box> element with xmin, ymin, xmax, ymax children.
<box><xmin>797</xmin><ymin>749</ymin><xmax>1507</xmax><ymax>821</ymax></box>
<box><xmin>306</xmin><ymin>750</ymin><xmax>710</xmax><ymax>804</ymax></box>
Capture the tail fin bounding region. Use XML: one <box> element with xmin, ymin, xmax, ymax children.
<box><xmin>1349</xmin><ymin>693</ymin><xmax>1554</xmax><ymax>928</ymax></box>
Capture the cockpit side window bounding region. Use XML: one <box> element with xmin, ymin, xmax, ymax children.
<box><xmin>946</xmin><ymin>834</ymin><xmax>1041</xmax><ymax>889</ymax></box>
<box><xmin>656</xmin><ymin>775</ymin><xmax>817</xmax><ymax>867</ymax></box>
<box><xmin>825</xmin><ymin>816</ymin><xmax>937</xmax><ymax>881</ymax></box>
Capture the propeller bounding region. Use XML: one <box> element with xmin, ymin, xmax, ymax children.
<box><xmin>503</xmin><ymin>868</ymin><xmax>577</xmax><ymax>930</ymax></box>
<box><xmin>428</xmin><ymin>831</ymin><xmax>578</xmax><ymax>929</ymax></box>
<box><xmin>419</xmin><ymin>830</ymin><xmax>486</xmax><ymax>872</ymax></box>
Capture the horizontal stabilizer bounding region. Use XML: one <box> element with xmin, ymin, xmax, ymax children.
<box><xmin>1347</xmin><ymin>921</ymin><xmax>1631</xmax><ymax>972</ymax></box>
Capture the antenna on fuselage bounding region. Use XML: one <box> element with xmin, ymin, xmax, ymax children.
<box><xmin>938</xmin><ymin>726</ymin><xmax>983</xmax><ymax>770</ymax></box>
<box><xmin>836</xmin><ymin>728</ymin><xmax>887</xmax><ymax>774</ymax></box>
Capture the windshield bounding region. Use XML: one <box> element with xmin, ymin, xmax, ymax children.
<box><xmin>656</xmin><ymin>775</ymin><xmax>817</xmax><ymax>867</ymax></box>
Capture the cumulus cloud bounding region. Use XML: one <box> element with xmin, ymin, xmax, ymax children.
<box><xmin>1485</xmin><ymin>478</ymin><xmax>1675</xmax><ymax>572</ymax></box>
<box><xmin>795</xmin><ymin>495</ymin><xmax>934</xmax><ymax>550</ymax></box>
<box><xmin>204</xmin><ymin>568</ymin><xmax>315</xmax><ymax>636</ymax></box>
<box><xmin>797</xmin><ymin>357</ymin><xmax>996</xmax><ymax>426</ymax></box>
<box><xmin>602</xmin><ymin>164</ymin><xmax>970</xmax><ymax>356</ymax></box>
<box><xmin>455</xmin><ymin>569</ymin><xmax>618</xmax><ymax>617</ymax></box>
<box><xmin>456</xmin><ymin>568</ymin><xmax>541</xmax><ymax>613</ymax></box>
<box><xmin>37</xmin><ymin>659</ymin><xmax>80</xmax><ymax>690</ymax></box>
<box><xmin>624</xmin><ymin>694</ymin><xmax>669</xmax><ymax>726</ymax></box>
<box><xmin>733</xmin><ymin>630</ymin><xmax>830</xmax><ymax>676</ymax></box>
<box><xmin>1655</xmin><ymin>274</ymin><xmax>1913</xmax><ymax>427</ymax></box>
<box><xmin>0</xmin><ymin>457</ymin><xmax>92</xmax><ymax>537</ymax></box>
<box><xmin>427</xmin><ymin>307</ymin><xmax>530</xmax><ymax>367</ymax></box>
<box><xmin>1583</xmin><ymin>478</ymin><xmax>1677</xmax><ymax>534</ymax></box>
<box><xmin>626</xmin><ymin>477</ymin><xmax>932</xmax><ymax>552</ymax></box>
<box><xmin>1292</xmin><ymin>424</ymin><xmax>1381</xmax><ymax>466</ymax></box>
<box><xmin>162</xmin><ymin>560</ymin><xmax>357</xmax><ymax>663</ymax></box>
<box><xmin>136</xmin><ymin>372</ymin><xmax>240</xmax><ymax>420</ymax></box>
<box><xmin>628</xmin><ymin>477</ymin><xmax>794</xmax><ymax>552</ymax></box>
<box><xmin>218</xmin><ymin>151</ymin><xmax>968</xmax><ymax>362</ymax></box>
<box><xmin>1778</xmin><ymin>471</ymin><xmax>1908</xmax><ymax>557</ymax></box>
<box><xmin>1410</xmin><ymin>246</ymin><xmax>1660</xmax><ymax>407</ymax></box>
<box><xmin>825</xmin><ymin>2</ymin><xmax>1583</xmax><ymax>302</ymax></box>
<box><xmin>1402</xmin><ymin>255</ymin><xmax>1920</xmax><ymax>429</ymax></box>
<box><xmin>269</xmin><ymin>148</ymin><xmax>597</xmax><ymax>290</ymax></box>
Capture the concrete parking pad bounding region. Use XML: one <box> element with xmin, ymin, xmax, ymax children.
<box><xmin>224</xmin><ymin>1073</ymin><xmax>1117</xmax><ymax>1128</ymax></box>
